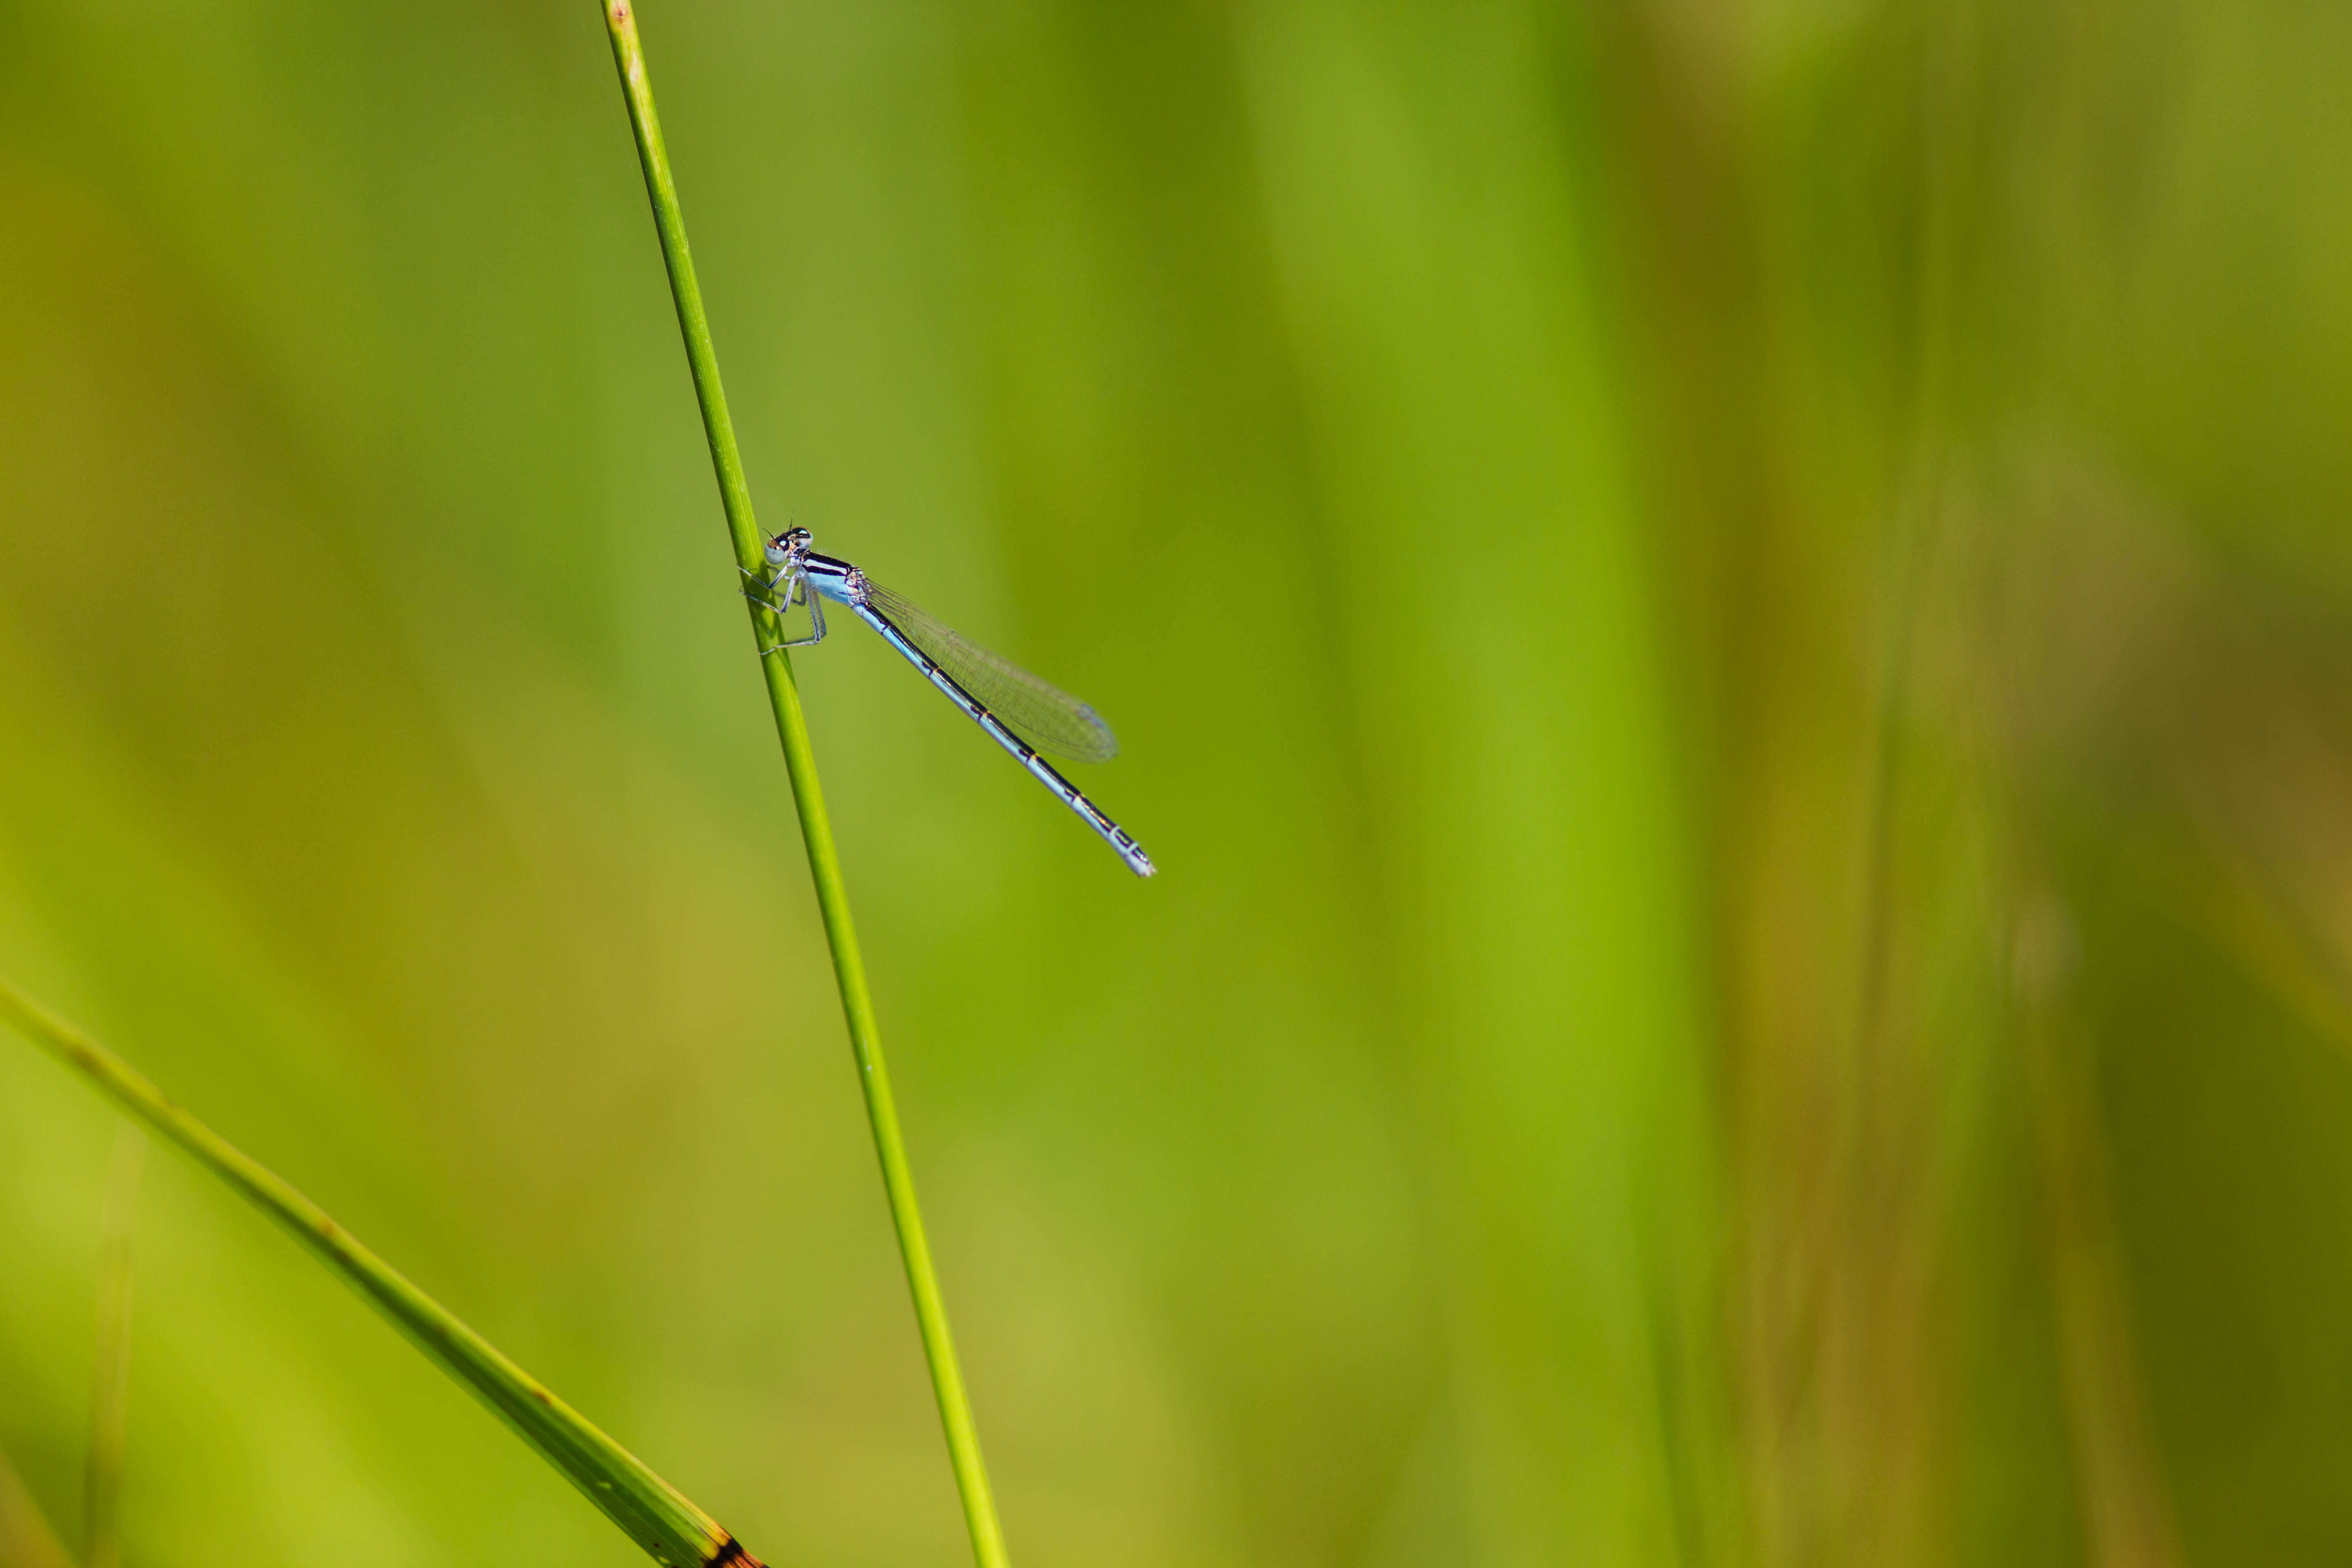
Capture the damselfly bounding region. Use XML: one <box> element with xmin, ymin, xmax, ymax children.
<box><xmin>745</xmin><ymin>528</ymin><xmax>1155</xmax><ymax>878</ymax></box>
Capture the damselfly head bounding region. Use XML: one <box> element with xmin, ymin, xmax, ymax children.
<box><xmin>764</xmin><ymin>527</ymin><xmax>812</xmax><ymax>566</ymax></box>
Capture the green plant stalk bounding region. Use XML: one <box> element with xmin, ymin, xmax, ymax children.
<box><xmin>0</xmin><ymin>977</ymin><xmax>760</xmax><ymax>1568</ymax></box>
<box><xmin>597</xmin><ymin>6</ymin><xmax>1010</xmax><ymax>1567</ymax></box>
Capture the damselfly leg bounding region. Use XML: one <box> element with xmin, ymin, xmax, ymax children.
<box><xmin>742</xmin><ymin>564</ymin><xmax>828</xmax><ymax>651</ymax></box>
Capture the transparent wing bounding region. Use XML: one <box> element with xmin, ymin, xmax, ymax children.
<box><xmin>864</xmin><ymin>583</ymin><xmax>1119</xmax><ymax>763</ymax></box>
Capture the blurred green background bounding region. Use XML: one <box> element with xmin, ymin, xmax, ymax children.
<box><xmin>6</xmin><ymin>0</ymin><xmax>2352</xmax><ymax>1563</ymax></box>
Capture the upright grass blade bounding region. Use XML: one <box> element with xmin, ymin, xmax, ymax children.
<box><xmin>83</xmin><ymin>1125</ymin><xmax>143</xmax><ymax>1568</ymax></box>
<box><xmin>597</xmin><ymin>7</ymin><xmax>1011</xmax><ymax>1567</ymax></box>
<box><xmin>0</xmin><ymin>977</ymin><xmax>762</xmax><ymax>1568</ymax></box>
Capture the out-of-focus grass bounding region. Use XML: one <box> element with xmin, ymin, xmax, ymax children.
<box><xmin>82</xmin><ymin>1127</ymin><xmax>140</xmax><ymax>1568</ymax></box>
<box><xmin>0</xmin><ymin>1446</ymin><xmax>74</xmax><ymax>1568</ymax></box>
<box><xmin>5</xmin><ymin>0</ymin><xmax>2352</xmax><ymax>1565</ymax></box>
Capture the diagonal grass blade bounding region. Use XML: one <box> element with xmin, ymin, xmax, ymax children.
<box><xmin>0</xmin><ymin>1446</ymin><xmax>74</xmax><ymax>1568</ymax></box>
<box><xmin>0</xmin><ymin>975</ymin><xmax>764</xmax><ymax>1568</ymax></box>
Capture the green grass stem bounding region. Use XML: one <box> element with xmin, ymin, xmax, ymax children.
<box><xmin>597</xmin><ymin>6</ymin><xmax>1010</xmax><ymax>1566</ymax></box>
<box><xmin>0</xmin><ymin>976</ymin><xmax>761</xmax><ymax>1568</ymax></box>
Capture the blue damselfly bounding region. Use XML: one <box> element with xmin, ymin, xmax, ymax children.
<box><xmin>746</xmin><ymin>528</ymin><xmax>1155</xmax><ymax>878</ymax></box>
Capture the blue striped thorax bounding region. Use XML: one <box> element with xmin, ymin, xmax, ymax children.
<box><xmin>803</xmin><ymin>552</ymin><xmax>865</xmax><ymax>606</ymax></box>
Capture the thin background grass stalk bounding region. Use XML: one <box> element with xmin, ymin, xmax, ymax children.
<box><xmin>82</xmin><ymin>1126</ymin><xmax>142</xmax><ymax>1568</ymax></box>
<box><xmin>597</xmin><ymin>6</ymin><xmax>1011</xmax><ymax>1566</ymax></box>
<box><xmin>0</xmin><ymin>1448</ymin><xmax>73</xmax><ymax>1568</ymax></box>
<box><xmin>0</xmin><ymin>976</ymin><xmax>762</xmax><ymax>1568</ymax></box>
